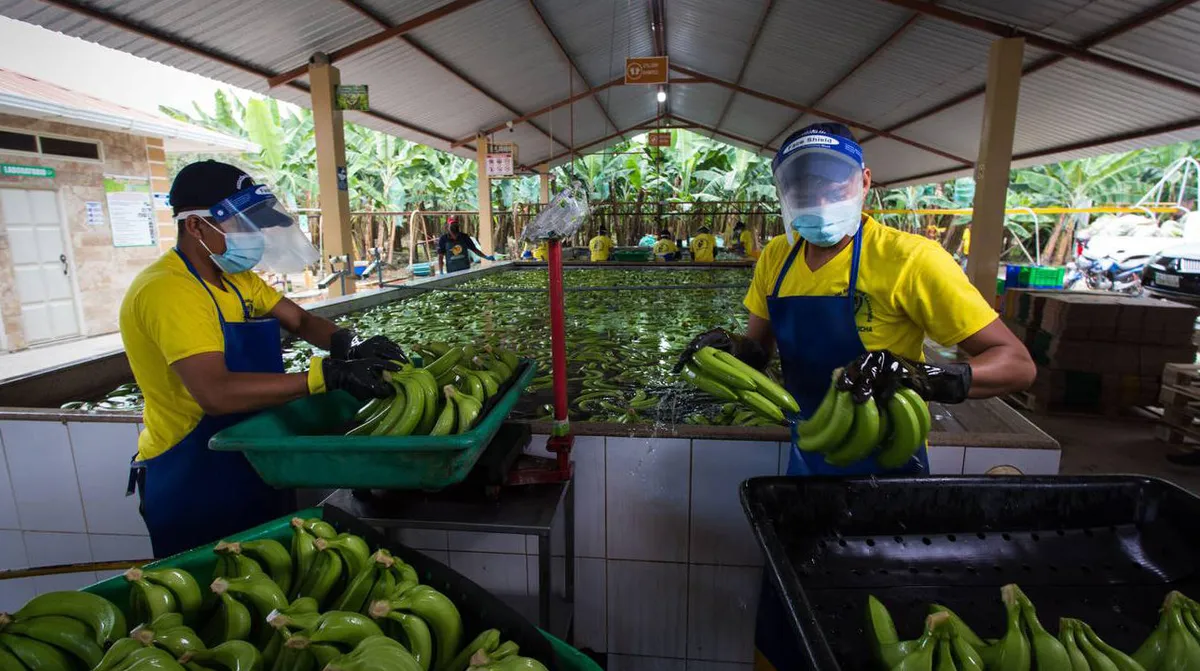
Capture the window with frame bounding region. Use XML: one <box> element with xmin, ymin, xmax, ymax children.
<box><xmin>0</xmin><ymin>128</ymin><xmax>102</xmax><ymax>161</ymax></box>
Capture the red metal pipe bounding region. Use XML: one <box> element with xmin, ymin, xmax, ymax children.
<box><xmin>548</xmin><ymin>239</ymin><xmax>569</xmax><ymax>430</ymax></box>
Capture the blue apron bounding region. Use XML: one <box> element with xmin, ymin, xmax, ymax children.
<box><xmin>753</xmin><ymin>229</ymin><xmax>928</xmax><ymax>670</ymax></box>
<box><xmin>444</xmin><ymin>235</ymin><xmax>471</xmax><ymax>273</ymax></box>
<box><xmin>127</xmin><ymin>250</ymin><xmax>292</xmax><ymax>558</ymax></box>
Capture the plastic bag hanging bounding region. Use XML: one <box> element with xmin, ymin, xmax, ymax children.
<box><xmin>520</xmin><ymin>181</ymin><xmax>590</xmax><ymax>242</ymax></box>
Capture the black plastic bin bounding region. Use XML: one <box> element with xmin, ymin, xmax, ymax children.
<box><xmin>740</xmin><ymin>475</ymin><xmax>1200</xmax><ymax>670</ymax></box>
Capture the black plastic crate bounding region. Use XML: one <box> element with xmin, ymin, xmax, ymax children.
<box><xmin>740</xmin><ymin>475</ymin><xmax>1200</xmax><ymax>670</ymax></box>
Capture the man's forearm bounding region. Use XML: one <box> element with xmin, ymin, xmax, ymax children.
<box><xmin>296</xmin><ymin>313</ymin><xmax>340</xmax><ymax>351</ymax></box>
<box><xmin>964</xmin><ymin>344</ymin><xmax>1036</xmax><ymax>398</ymax></box>
<box><xmin>202</xmin><ymin>371</ymin><xmax>310</xmax><ymax>415</ymax></box>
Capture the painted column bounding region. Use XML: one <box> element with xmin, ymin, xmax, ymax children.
<box><xmin>309</xmin><ymin>53</ymin><xmax>355</xmax><ymax>296</ymax></box>
<box><xmin>966</xmin><ymin>37</ymin><xmax>1024</xmax><ymax>305</ymax></box>
<box><xmin>476</xmin><ymin>137</ymin><xmax>494</xmax><ymax>255</ymax></box>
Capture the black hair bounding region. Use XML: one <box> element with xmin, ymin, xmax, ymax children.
<box><xmin>598</xmin><ymin>228</ymin><xmax>608</xmax><ymax>236</ymax></box>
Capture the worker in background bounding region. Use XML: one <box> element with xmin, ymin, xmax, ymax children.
<box><xmin>690</xmin><ymin>225</ymin><xmax>716</xmax><ymax>262</ymax></box>
<box><xmin>674</xmin><ymin>124</ymin><xmax>1035</xmax><ymax>671</ymax></box>
<box><xmin>121</xmin><ymin>160</ymin><xmax>405</xmax><ymax>557</ymax></box>
<box><xmin>731</xmin><ymin>220</ymin><xmax>757</xmax><ymax>258</ymax></box>
<box><xmin>438</xmin><ymin>215</ymin><xmax>494</xmax><ymax>274</ymax></box>
<box><xmin>653</xmin><ymin>229</ymin><xmax>679</xmax><ymax>261</ymax></box>
<box><xmin>532</xmin><ymin>240</ymin><xmax>549</xmax><ymax>261</ymax></box>
<box><xmin>589</xmin><ymin>228</ymin><xmax>615</xmax><ymax>262</ymax></box>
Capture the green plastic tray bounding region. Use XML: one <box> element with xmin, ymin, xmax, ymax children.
<box><xmin>209</xmin><ymin>361</ymin><xmax>536</xmax><ymax>490</ymax></box>
<box><xmin>82</xmin><ymin>506</ymin><xmax>589</xmax><ymax>671</ymax></box>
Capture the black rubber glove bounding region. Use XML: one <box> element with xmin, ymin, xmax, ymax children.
<box><xmin>673</xmin><ymin>327</ymin><xmax>769</xmax><ymax>373</ymax></box>
<box><xmin>840</xmin><ymin>350</ymin><xmax>972</xmax><ymax>404</ymax></box>
<box><xmin>330</xmin><ymin>328</ymin><xmax>408</xmax><ymax>363</ymax></box>
<box><xmin>323</xmin><ymin>357</ymin><xmax>398</xmax><ymax>400</ymax></box>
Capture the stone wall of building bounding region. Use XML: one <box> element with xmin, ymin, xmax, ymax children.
<box><xmin>0</xmin><ymin>115</ymin><xmax>162</xmax><ymax>350</ymax></box>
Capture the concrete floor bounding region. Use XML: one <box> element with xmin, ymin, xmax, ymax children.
<box><xmin>1022</xmin><ymin>408</ymin><xmax>1200</xmax><ymax>495</ymax></box>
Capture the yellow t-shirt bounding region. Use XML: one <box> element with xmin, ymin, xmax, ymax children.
<box><xmin>532</xmin><ymin>241</ymin><xmax>549</xmax><ymax>261</ymax></box>
<box><xmin>120</xmin><ymin>251</ymin><xmax>283</xmax><ymax>460</ymax></box>
<box><xmin>738</xmin><ymin>230</ymin><xmax>755</xmax><ymax>253</ymax></box>
<box><xmin>653</xmin><ymin>238</ymin><xmax>678</xmax><ymax>258</ymax></box>
<box><xmin>743</xmin><ymin>217</ymin><xmax>997</xmax><ymax>361</ymax></box>
<box><xmin>588</xmin><ymin>235</ymin><xmax>614</xmax><ymax>262</ymax></box>
<box><xmin>691</xmin><ymin>233</ymin><xmax>716</xmax><ymax>262</ymax></box>
<box><xmin>962</xmin><ymin>227</ymin><xmax>971</xmax><ymax>255</ymax></box>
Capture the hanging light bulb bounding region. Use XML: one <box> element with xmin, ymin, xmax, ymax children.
<box><xmin>656</xmin><ymin>89</ymin><xmax>667</xmax><ymax>103</ymax></box>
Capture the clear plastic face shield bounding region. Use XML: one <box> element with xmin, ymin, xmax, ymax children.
<box><xmin>772</xmin><ymin>131</ymin><xmax>866</xmax><ymax>247</ymax></box>
<box><xmin>177</xmin><ymin>185</ymin><xmax>318</xmax><ymax>273</ymax></box>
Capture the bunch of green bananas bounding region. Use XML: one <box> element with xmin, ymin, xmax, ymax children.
<box><xmin>798</xmin><ymin>373</ymin><xmax>931</xmax><ymax>469</ymax></box>
<box><xmin>1132</xmin><ymin>591</ymin><xmax>1200</xmax><ymax>670</ymax></box>
<box><xmin>0</xmin><ymin>591</ymin><xmax>126</xmax><ymax>670</ymax></box>
<box><xmin>124</xmin><ymin>567</ymin><xmax>203</xmax><ymax>629</ymax></box>
<box><xmin>680</xmin><ymin>346</ymin><xmax>799</xmax><ymax>426</ymax></box>
<box><xmin>214</xmin><ymin>540</ymin><xmax>294</xmax><ymax>596</ymax></box>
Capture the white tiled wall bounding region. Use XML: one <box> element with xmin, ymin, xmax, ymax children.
<box><xmin>0</xmin><ymin>418</ymin><xmax>150</xmax><ymax>612</ymax></box>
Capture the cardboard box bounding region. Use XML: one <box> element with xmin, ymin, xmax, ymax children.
<box><xmin>1141</xmin><ymin>345</ymin><xmax>1197</xmax><ymax>376</ymax></box>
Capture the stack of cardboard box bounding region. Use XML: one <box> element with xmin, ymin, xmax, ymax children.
<box><xmin>1000</xmin><ymin>290</ymin><xmax>1198</xmax><ymax>412</ymax></box>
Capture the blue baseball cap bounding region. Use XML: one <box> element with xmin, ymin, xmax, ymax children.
<box><xmin>773</xmin><ymin>123</ymin><xmax>864</xmax><ymax>183</ymax></box>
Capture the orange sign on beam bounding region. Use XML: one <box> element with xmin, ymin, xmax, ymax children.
<box><xmin>625</xmin><ymin>56</ymin><xmax>669</xmax><ymax>84</ymax></box>
<box><xmin>647</xmin><ymin>131</ymin><xmax>672</xmax><ymax>147</ymax></box>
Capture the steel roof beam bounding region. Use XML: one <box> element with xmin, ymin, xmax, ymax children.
<box><xmin>668</xmin><ymin>115</ymin><xmax>767</xmax><ymax>150</ymax></box>
<box><xmin>541</xmin><ymin>115</ymin><xmax>666</xmax><ymax>165</ymax></box>
<box><xmin>36</xmin><ymin>0</ymin><xmax>463</xmax><ymax>148</ymax></box>
<box><xmin>860</xmin><ymin>0</ymin><xmax>1200</xmax><ymax>145</ymax></box>
<box><xmin>711</xmin><ymin>0</ymin><xmax>776</xmax><ymax>141</ymax></box>
<box><xmin>650</xmin><ymin>0</ymin><xmax>669</xmax><ymax>117</ymax></box>
<box><xmin>875</xmin><ymin>0</ymin><xmax>1200</xmax><ymax>98</ymax></box>
<box><xmin>526</xmin><ymin>0</ymin><xmax>623</xmax><ymax>142</ymax></box>
<box><xmin>333</xmin><ymin>0</ymin><xmax>567</xmax><ymax>152</ymax></box>
<box><xmin>451</xmin><ymin>76</ymin><xmax>626</xmax><ymax>148</ymax></box>
<box><xmin>759</xmin><ymin>14</ymin><xmax>920</xmax><ymax>152</ymax></box>
<box><xmin>669</xmin><ymin>64</ymin><xmax>971</xmax><ymax>166</ymax></box>
<box><xmin>267</xmin><ymin>0</ymin><xmax>488</xmax><ymax>88</ymax></box>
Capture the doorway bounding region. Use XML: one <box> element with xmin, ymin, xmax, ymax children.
<box><xmin>0</xmin><ymin>188</ymin><xmax>81</xmax><ymax>345</ymax></box>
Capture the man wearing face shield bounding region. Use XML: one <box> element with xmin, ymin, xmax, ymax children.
<box><xmin>677</xmin><ymin>124</ymin><xmax>1035</xmax><ymax>667</ymax></box>
<box><xmin>120</xmin><ymin>160</ymin><xmax>408</xmax><ymax>557</ymax></box>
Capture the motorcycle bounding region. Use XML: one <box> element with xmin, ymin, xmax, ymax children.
<box><xmin>1067</xmin><ymin>252</ymin><xmax>1146</xmax><ymax>294</ymax></box>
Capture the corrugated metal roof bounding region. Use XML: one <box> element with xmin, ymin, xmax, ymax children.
<box><xmin>3</xmin><ymin>0</ymin><xmax>1199</xmax><ymax>180</ymax></box>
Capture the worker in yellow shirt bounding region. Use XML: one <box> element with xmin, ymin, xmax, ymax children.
<box><xmin>652</xmin><ymin>229</ymin><xmax>679</xmax><ymax>261</ymax></box>
<box><xmin>689</xmin><ymin>225</ymin><xmax>716</xmax><ymax>262</ymax></box>
<box><xmin>674</xmin><ymin>124</ymin><xmax>1035</xmax><ymax>668</ymax></box>
<box><xmin>588</xmin><ymin>228</ymin><xmax>615</xmax><ymax>262</ymax></box>
<box><xmin>532</xmin><ymin>240</ymin><xmax>549</xmax><ymax>261</ymax></box>
<box><xmin>731</xmin><ymin>221</ymin><xmax>757</xmax><ymax>258</ymax></box>
<box><xmin>675</xmin><ymin>123</ymin><xmax>1035</xmax><ymax>669</ymax></box>
<box><xmin>120</xmin><ymin>161</ymin><xmax>403</xmax><ymax>557</ymax></box>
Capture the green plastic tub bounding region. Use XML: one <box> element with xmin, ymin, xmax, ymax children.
<box><xmin>611</xmin><ymin>249</ymin><xmax>653</xmax><ymax>262</ymax></box>
<box><xmin>209</xmin><ymin>361</ymin><xmax>536</xmax><ymax>490</ymax></box>
<box><xmin>82</xmin><ymin>505</ymin><xmax>592</xmax><ymax>671</ymax></box>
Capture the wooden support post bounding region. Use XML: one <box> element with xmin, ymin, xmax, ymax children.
<box><xmin>476</xmin><ymin>136</ymin><xmax>494</xmax><ymax>255</ymax></box>
<box><xmin>966</xmin><ymin>37</ymin><xmax>1024</xmax><ymax>306</ymax></box>
<box><xmin>309</xmin><ymin>54</ymin><xmax>356</xmax><ymax>296</ymax></box>
<box><xmin>538</xmin><ymin>163</ymin><xmax>551</xmax><ymax>205</ymax></box>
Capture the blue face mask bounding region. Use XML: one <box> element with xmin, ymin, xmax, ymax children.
<box><xmin>202</xmin><ymin>222</ymin><xmax>265</xmax><ymax>273</ymax></box>
<box><xmin>789</xmin><ymin>198</ymin><xmax>863</xmax><ymax>247</ymax></box>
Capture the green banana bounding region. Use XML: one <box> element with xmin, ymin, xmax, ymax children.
<box><xmin>13</xmin><ymin>590</ymin><xmax>127</xmax><ymax>645</ymax></box>
<box><xmin>442</xmin><ymin>628</ymin><xmax>500</xmax><ymax>671</ymax></box>
<box><xmin>824</xmin><ymin>397</ymin><xmax>881</xmax><ymax>466</ymax></box>
<box><xmin>979</xmin><ymin>586</ymin><xmax>1030</xmax><ymax>671</ymax></box>
<box><xmin>430</xmin><ymin>387</ymin><xmax>457</xmax><ymax>436</ymax></box>
<box><xmin>353</xmin><ymin>397</ymin><xmax>385</xmax><ymax>422</ymax></box>
<box><xmin>382</xmin><ymin>612</ymin><xmax>433</xmax><ymax>671</ymax></box>
<box><xmin>1078</xmin><ymin>620</ymin><xmax>1143</xmax><ymax>671</ymax></box>
<box><xmin>348</xmin><ymin>402</ymin><xmax>391</xmax><ymax>436</ymax></box>
<box><xmin>411</xmin><ymin>369</ymin><xmax>440</xmax><ymax>434</ymax></box>
<box><xmin>128</xmin><ymin>567</ymin><xmax>203</xmax><ymax>622</ymax></box>
<box><xmin>233</xmin><ymin>540</ymin><xmax>293</xmax><ymax>595</ymax></box>
<box><xmin>469</xmin><ymin>657</ymin><xmax>548</xmax><ymax>671</ymax></box>
<box><xmin>875</xmin><ymin>390</ymin><xmax>925</xmax><ymax>470</ymax></box>
<box><xmin>0</xmin><ymin>632</ymin><xmax>75</xmax><ymax>671</ymax></box>
<box><xmin>290</xmin><ymin>521</ymin><xmax>318</xmax><ymax>591</ymax></box>
<box><xmin>453</xmin><ymin>367</ymin><xmax>486</xmax><ymax>403</ymax></box>
<box><xmin>212</xmin><ymin>574</ymin><xmax>288</xmax><ymax>620</ymax></box>
<box><xmin>369</xmin><ymin>586</ymin><xmax>462</xmax><ymax>671</ymax></box>
<box><xmin>797</xmin><ymin>372</ymin><xmax>839</xmax><ymax>434</ymax></box>
<box><xmin>1163</xmin><ymin>601</ymin><xmax>1200</xmax><ymax>671</ymax></box>
<box><xmin>295</xmin><ymin>546</ymin><xmax>344</xmax><ymax>608</ymax></box>
<box><xmin>897</xmin><ymin>387</ymin><xmax>931</xmax><ymax>440</ymax></box>
<box><xmin>132</xmin><ymin>623</ymin><xmax>206</xmax><ymax>658</ymax></box>
<box><xmin>449</xmin><ymin>385</ymin><xmax>483</xmax><ymax>433</ymax></box>
<box><xmin>93</xmin><ymin>637</ymin><xmax>146</xmax><ymax>671</ymax></box>
<box><xmin>0</xmin><ymin>639</ymin><xmax>25</xmax><ymax>671</ymax></box>
<box><xmin>928</xmin><ymin>605</ymin><xmax>988</xmax><ymax>650</ymax></box>
<box><xmin>489</xmin><ymin>642</ymin><xmax>520</xmax><ymax>661</ymax></box>
<box><xmin>199</xmin><ymin>593</ymin><xmax>252</xmax><ymax>646</ymax></box>
<box><xmin>681</xmin><ymin>363</ymin><xmax>737</xmax><ymax>401</ymax></box>
<box><xmin>369</xmin><ymin>381</ymin><xmax>408</xmax><ymax>436</ymax></box>
<box><xmin>321</xmin><ymin>533</ymin><xmax>371</xmax><ymax>576</ymax></box>
<box><xmin>300</xmin><ymin>518</ymin><xmax>337</xmax><ymax>540</ymax></box>
<box><xmin>130</xmin><ymin>578</ymin><xmax>178</xmax><ymax>626</ymax></box>
<box><xmin>867</xmin><ymin>595</ymin><xmax>912</xmax><ymax>668</ymax></box>
<box><xmin>1134</xmin><ymin>605</ymin><xmax>1169</xmax><ymax>671</ymax></box>
<box><xmin>4</xmin><ymin>614</ymin><xmax>104</xmax><ymax>668</ymax></box>
<box><xmin>150</xmin><ymin>612</ymin><xmax>186</xmax><ymax>631</ymax></box>
<box><xmin>892</xmin><ymin>612</ymin><xmax>946</xmax><ymax>671</ymax></box>
<box><xmin>424</xmin><ymin>348</ymin><xmax>464</xmax><ymax>378</ymax></box>
<box><xmin>266</xmin><ymin>598</ymin><xmax>321</xmax><ymax>634</ymax></box>
<box><xmin>735</xmin><ymin>388</ymin><xmax>785</xmax><ymax>423</ymax></box>
<box><xmin>935</xmin><ymin>637</ymin><xmax>956</xmax><ymax>671</ymax></box>
<box><xmin>106</xmin><ymin>645</ymin><xmax>184</xmax><ymax>671</ymax></box>
<box><xmin>1016</xmin><ymin>592</ymin><xmax>1070</xmax><ymax>671</ymax></box>
<box><xmin>386</xmin><ymin>376</ymin><xmax>425</xmax><ymax>436</ymax></box>
<box><xmin>303</xmin><ymin>611</ymin><xmax>385</xmax><ymax>649</ymax></box>
<box><xmin>691</xmin><ymin>347</ymin><xmax>755</xmax><ymax>390</ymax></box>
<box><xmin>797</xmin><ymin>389</ymin><xmax>854</xmax><ymax>453</ymax></box>
<box><xmin>711</xmin><ymin>349</ymin><xmax>799</xmax><ymax>413</ymax></box>
<box><xmin>1059</xmin><ymin>620</ymin><xmax>1091</xmax><ymax>671</ymax></box>
<box><xmin>949</xmin><ymin>636</ymin><xmax>984</xmax><ymax>671</ymax></box>
<box><xmin>324</xmin><ymin>638</ymin><xmax>422</xmax><ymax>671</ymax></box>
<box><xmin>213</xmin><ymin>552</ymin><xmax>263</xmax><ymax>580</ymax></box>
<box><xmin>1068</xmin><ymin>619</ymin><xmax>1119</xmax><ymax>671</ymax></box>
<box><xmin>333</xmin><ymin>551</ymin><xmax>394</xmax><ymax>613</ymax></box>
<box><xmin>178</xmin><ymin>641</ymin><xmax>261</xmax><ymax>671</ymax></box>
<box><xmin>495</xmin><ymin>350</ymin><xmax>520</xmax><ymax>375</ymax></box>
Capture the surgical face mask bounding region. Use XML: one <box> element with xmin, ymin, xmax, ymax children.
<box><xmin>200</xmin><ymin>221</ymin><xmax>266</xmax><ymax>273</ymax></box>
<box><xmin>789</xmin><ymin>196</ymin><xmax>864</xmax><ymax>247</ymax></box>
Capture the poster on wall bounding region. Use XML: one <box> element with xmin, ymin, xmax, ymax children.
<box><xmin>84</xmin><ymin>201</ymin><xmax>106</xmax><ymax>227</ymax></box>
<box><xmin>105</xmin><ymin>175</ymin><xmax>157</xmax><ymax>247</ymax></box>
